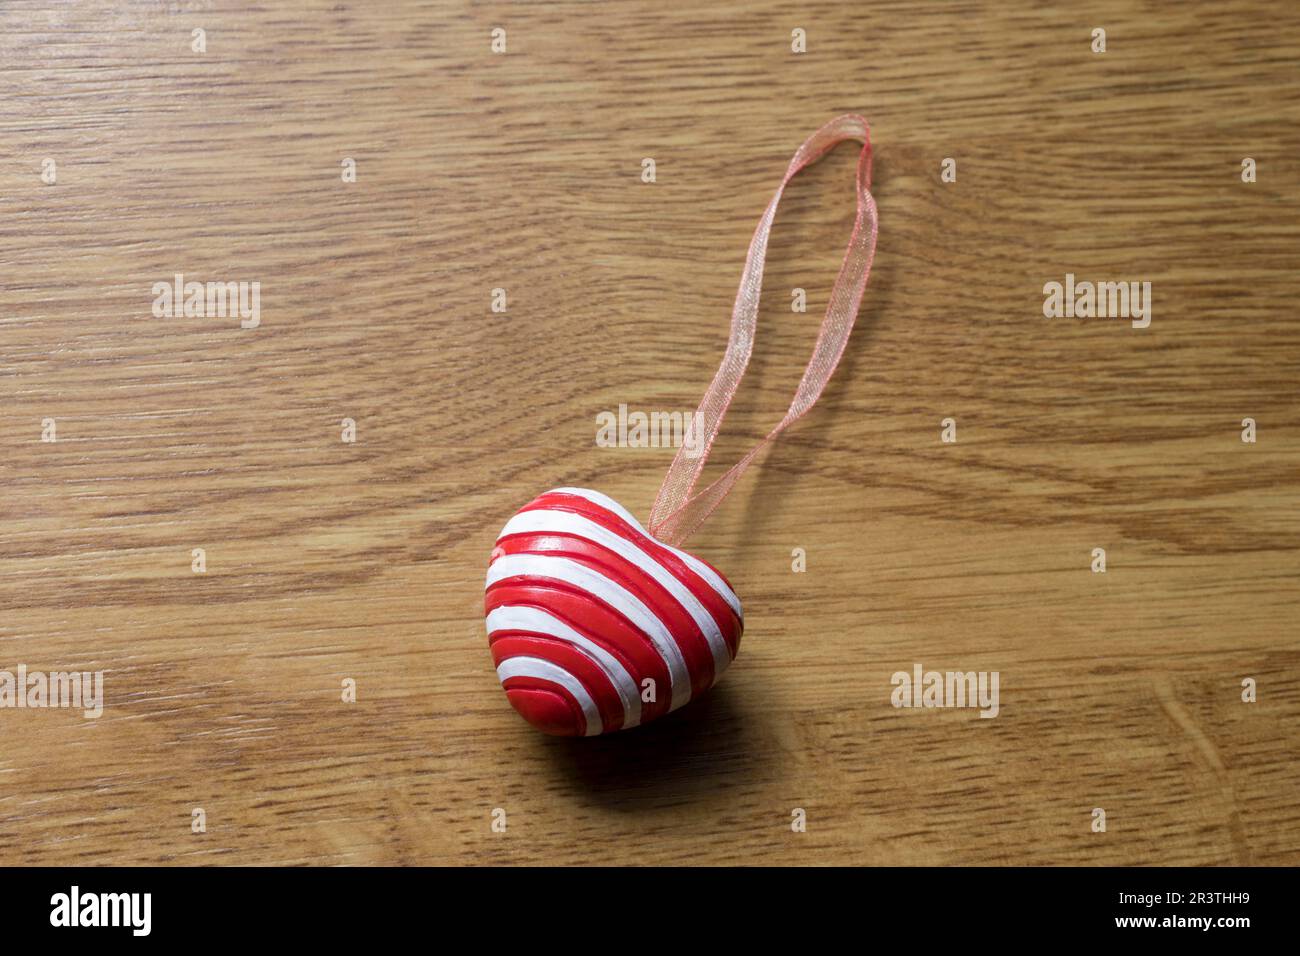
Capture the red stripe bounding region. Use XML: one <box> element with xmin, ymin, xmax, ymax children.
<box><xmin>484</xmin><ymin>583</ymin><xmax>672</xmax><ymax>724</ymax></box>
<box><xmin>493</xmin><ymin>533</ymin><xmax>716</xmax><ymax>698</ymax></box>
<box><xmin>499</xmin><ymin>677</ymin><xmax>587</xmax><ymax>736</ymax></box>
<box><xmin>523</xmin><ymin>491</ymin><xmax>743</xmax><ymax>656</ymax></box>
<box><xmin>490</xmin><ymin>634</ymin><xmax>624</xmax><ymax>732</ymax></box>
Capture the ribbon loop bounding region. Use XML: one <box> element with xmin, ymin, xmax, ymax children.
<box><xmin>647</xmin><ymin>114</ymin><xmax>878</xmax><ymax>546</ymax></box>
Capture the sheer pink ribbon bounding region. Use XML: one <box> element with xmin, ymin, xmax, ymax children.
<box><xmin>647</xmin><ymin>114</ymin><xmax>878</xmax><ymax>547</ymax></box>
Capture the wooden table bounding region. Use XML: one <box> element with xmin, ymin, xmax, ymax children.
<box><xmin>2</xmin><ymin>0</ymin><xmax>1296</xmax><ymax>866</ymax></box>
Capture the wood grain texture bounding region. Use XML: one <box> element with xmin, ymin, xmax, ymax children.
<box><xmin>2</xmin><ymin>0</ymin><xmax>1298</xmax><ymax>866</ymax></box>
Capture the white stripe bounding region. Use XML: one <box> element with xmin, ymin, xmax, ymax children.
<box><xmin>499</xmin><ymin>508</ymin><xmax>731</xmax><ymax>678</ymax></box>
<box><xmin>550</xmin><ymin>487</ymin><xmax>743</xmax><ymax>623</ymax></box>
<box><xmin>487</xmin><ymin>604</ymin><xmax>641</xmax><ymax>727</ymax></box>
<box><xmin>486</xmin><ymin>552</ymin><xmax>692</xmax><ymax>711</ymax></box>
<box><xmin>496</xmin><ymin>655</ymin><xmax>603</xmax><ymax>736</ymax></box>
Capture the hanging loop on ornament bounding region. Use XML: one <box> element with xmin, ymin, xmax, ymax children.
<box><xmin>647</xmin><ymin>113</ymin><xmax>878</xmax><ymax>547</ymax></box>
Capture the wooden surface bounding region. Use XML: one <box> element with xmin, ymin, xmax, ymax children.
<box><xmin>2</xmin><ymin>0</ymin><xmax>1298</xmax><ymax>866</ymax></box>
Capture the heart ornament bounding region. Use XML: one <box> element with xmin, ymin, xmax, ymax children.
<box><xmin>485</xmin><ymin>487</ymin><xmax>743</xmax><ymax>736</ymax></box>
<box><xmin>482</xmin><ymin>114</ymin><xmax>877</xmax><ymax>735</ymax></box>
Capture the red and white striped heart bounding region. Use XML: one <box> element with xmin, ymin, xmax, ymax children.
<box><xmin>484</xmin><ymin>487</ymin><xmax>744</xmax><ymax>736</ymax></box>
